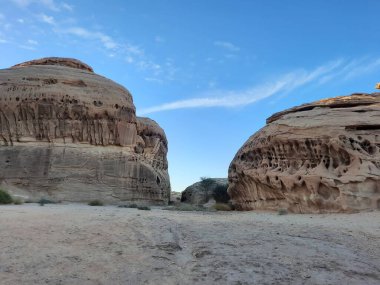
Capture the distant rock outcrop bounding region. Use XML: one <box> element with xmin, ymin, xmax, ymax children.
<box><xmin>228</xmin><ymin>93</ymin><xmax>380</xmax><ymax>213</ymax></box>
<box><xmin>181</xmin><ymin>178</ymin><xmax>229</xmax><ymax>205</ymax></box>
<box><xmin>0</xmin><ymin>57</ymin><xmax>170</xmax><ymax>204</ymax></box>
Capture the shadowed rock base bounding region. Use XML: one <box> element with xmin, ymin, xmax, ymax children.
<box><xmin>0</xmin><ymin>143</ymin><xmax>169</xmax><ymax>204</ymax></box>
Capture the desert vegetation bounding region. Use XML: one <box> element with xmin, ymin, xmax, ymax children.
<box><xmin>88</xmin><ymin>200</ymin><xmax>104</xmax><ymax>206</ymax></box>
<box><xmin>163</xmin><ymin>204</ymin><xmax>211</xmax><ymax>212</ymax></box>
<box><xmin>212</xmin><ymin>203</ymin><xmax>233</xmax><ymax>211</ymax></box>
<box><xmin>38</xmin><ymin>198</ymin><xmax>57</xmax><ymax>206</ymax></box>
<box><xmin>0</xmin><ymin>189</ymin><xmax>13</xmax><ymax>204</ymax></box>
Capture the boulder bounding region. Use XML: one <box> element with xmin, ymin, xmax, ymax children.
<box><xmin>0</xmin><ymin>57</ymin><xmax>170</xmax><ymax>204</ymax></box>
<box><xmin>181</xmin><ymin>178</ymin><xmax>229</xmax><ymax>205</ymax></box>
<box><xmin>228</xmin><ymin>93</ymin><xmax>380</xmax><ymax>213</ymax></box>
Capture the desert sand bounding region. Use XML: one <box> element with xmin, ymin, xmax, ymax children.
<box><xmin>0</xmin><ymin>204</ymin><xmax>379</xmax><ymax>285</ymax></box>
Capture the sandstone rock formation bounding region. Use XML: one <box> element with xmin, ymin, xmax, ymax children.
<box><xmin>228</xmin><ymin>93</ymin><xmax>380</xmax><ymax>213</ymax></box>
<box><xmin>181</xmin><ymin>178</ymin><xmax>229</xmax><ymax>205</ymax></box>
<box><xmin>0</xmin><ymin>57</ymin><xmax>170</xmax><ymax>204</ymax></box>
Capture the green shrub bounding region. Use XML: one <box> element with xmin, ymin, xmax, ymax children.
<box><xmin>137</xmin><ymin>206</ymin><xmax>151</xmax><ymax>211</ymax></box>
<box><xmin>88</xmin><ymin>200</ymin><xmax>104</xmax><ymax>206</ymax></box>
<box><xmin>163</xmin><ymin>204</ymin><xmax>213</xmax><ymax>212</ymax></box>
<box><xmin>118</xmin><ymin>203</ymin><xmax>138</xmax><ymax>208</ymax></box>
<box><xmin>213</xmin><ymin>184</ymin><xmax>230</xmax><ymax>203</ymax></box>
<box><xmin>13</xmin><ymin>198</ymin><xmax>24</xmax><ymax>205</ymax></box>
<box><xmin>38</xmin><ymin>198</ymin><xmax>56</xmax><ymax>206</ymax></box>
<box><xmin>213</xmin><ymin>203</ymin><xmax>233</xmax><ymax>211</ymax></box>
<box><xmin>200</xmin><ymin>177</ymin><xmax>214</xmax><ymax>189</ymax></box>
<box><xmin>0</xmin><ymin>189</ymin><xmax>13</xmax><ymax>204</ymax></box>
<box><xmin>278</xmin><ymin>208</ymin><xmax>288</xmax><ymax>215</ymax></box>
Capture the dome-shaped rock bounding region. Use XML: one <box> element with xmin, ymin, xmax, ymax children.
<box><xmin>0</xmin><ymin>57</ymin><xmax>170</xmax><ymax>204</ymax></box>
<box><xmin>228</xmin><ymin>93</ymin><xmax>380</xmax><ymax>213</ymax></box>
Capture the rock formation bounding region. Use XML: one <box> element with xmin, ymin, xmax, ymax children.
<box><xmin>181</xmin><ymin>178</ymin><xmax>229</xmax><ymax>205</ymax></box>
<box><xmin>0</xmin><ymin>57</ymin><xmax>170</xmax><ymax>204</ymax></box>
<box><xmin>228</xmin><ymin>93</ymin><xmax>380</xmax><ymax>213</ymax></box>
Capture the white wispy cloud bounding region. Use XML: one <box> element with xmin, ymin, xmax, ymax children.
<box><xmin>138</xmin><ymin>60</ymin><xmax>161</xmax><ymax>75</ymax></box>
<box><xmin>61</xmin><ymin>2</ymin><xmax>73</xmax><ymax>11</ymax></box>
<box><xmin>124</xmin><ymin>43</ymin><xmax>144</xmax><ymax>56</ymax></box>
<box><xmin>18</xmin><ymin>44</ymin><xmax>36</xmax><ymax>50</ymax></box>
<box><xmin>54</xmin><ymin>26</ymin><xmax>170</xmax><ymax>78</ymax></box>
<box><xmin>38</xmin><ymin>13</ymin><xmax>55</xmax><ymax>25</ymax></box>
<box><xmin>140</xmin><ymin>58</ymin><xmax>178</xmax><ymax>82</ymax></box>
<box><xmin>0</xmin><ymin>14</ymin><xmax>12</xmax><ymax>31</ymax></box>
<box><xmin>138</xmin><ymin>58</ymin><xmax>380</xmax><ymax>115</ymax></box>
<box><xmin>18</xmin><ymin>39</ymin><xmax>39</xmax><ymax>50</ymax></box>
<box><xmin>37</xmin><ymin>0</ymin><xmax>58</xmax><ymax>10</ymax></box>
<box><xmin>125</xmin><ymin>56</ymin><xmax>134</xmax><ymax>63</ymax></box>
<box><xmin>6</xmin><ymin>3</ymin><xmax>175</xmax><ymax>82</ymax></box>
<box><xmin>11</xmin><ymin>0</ymin><xmax>36</xmax><ymax>8</ymax></box>
<box><xmin>27</xmin><ymin>39</ymin><xmax>38</xmax><ymax>45</ymax></box>
<box><xmin>11</xmin><ymin>0</ymin><xmax>71</xmax><ymax>11</ymax></box>
<box><xmin>162</xmin><ymin>59</ymin><xmax>179</xmax><ymax>81</ymax></box>
<box><xmin>155</xmin><ymin>36</ymin><xmax>165</xmax><ymax>43</ymax></box>
<box><xmin>208</xmin><ymin>80</ymin><xmax>217</xmax><ymax>88</ymax></box>
<box><xmin>318</xmin><ymin>58</ymin><xmax>361</xmax><ymax>85</ymax></box>
<box><xmin>144</xmin><ymin>77</ymin><xmax>164</xmax><ymax>84</ymax></box>
<box><xmin>0</xmin><ymin>31</ymin><xmax>9</xmax><ymax>44</ymax></box>
<box><xmin>12</xmin><ymin>0</ymin><xmax>57</xmax><ymax>11</ymax></box>
<box><xmin>138</xmin><ymin>73</ymin><xmax>309</xmax><ymax>115</ymax></box>
<box><xmin>214</xmin><ymin>41</ymin><xmax>240</xmax><ymax>52</ymax></box>
<box><xmin>315</xmin><ymin>57</ymin><xmax>380</xmax><ymax>85</ymax></box>
<box><xmin>61</xmin><ymin>27</ymin><xmax>118</xmax><ymax>49</ymax></box>
<box><xmin>344</xmin><ymin>58</ymin><xmax>380</xmax><ymax>80</ymax></box>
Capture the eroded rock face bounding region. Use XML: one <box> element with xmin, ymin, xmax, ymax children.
<box><xmin>228</xmin><ymin>93</ymin><xmax>380</xmax><ymax>213</ymax></box>
<box><xmin>0</xmin><ymin>57</ymin><xmax>170</xmax><ymax>204</ymax></box>
<box><xmin>181</xmin><ymin>178</ymin><xmax>229</xmax><ymax>205</ymax></box>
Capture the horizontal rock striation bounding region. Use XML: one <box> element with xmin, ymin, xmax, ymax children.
<box><xmin>228</xmin><ymin>93</ymin><xmax>380</xmax><ymax>213</ymax></box>
<box><xmin>0</xmin><ymin>57</ymin><xmax>170</xmax><ymax>204</ymax></box>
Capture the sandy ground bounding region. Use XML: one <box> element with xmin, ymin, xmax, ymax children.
<box><xmin>0</xmin><ymin>204</ymin><xmax>379</xmax><ymax>285</ymax></box>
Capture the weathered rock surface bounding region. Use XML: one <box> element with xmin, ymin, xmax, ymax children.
<box><xmin>12</xmin><ymin>57</ymin><xmax>94</xmax><ymax>73</ymax></box>
<box><xmin>0</xmin><ymin>57</ymin><xmax>170</xmax><ymax>204</ymax></box>
<box><xmin>181</xmin><ymin>178</ymin><xmax>229</xmax><ymax>205</ymax></box>
<box><xmin>228</xmin><ymin>93</ymin><xmax>380</xmax><ymax>213</ymax></box>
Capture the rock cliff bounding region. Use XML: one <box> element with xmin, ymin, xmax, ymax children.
<box><xmin>0</xmin><ymin>57</ymin><xmax>170</xmax><ymax>204</ymax></box>
<box><xmin>228</xmin><ymin>93</ymin><xmax>380</xmax><ymax>213</ymax></box>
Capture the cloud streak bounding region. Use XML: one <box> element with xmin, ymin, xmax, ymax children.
<box><xmin>60</xmin><ymin>27</ymin><xmax>118</xmax><ymax>49</ymax></box>
<box><xmin>38</xmin><ymin>13</ymin><xmax>55</xmax><ymax>25</ymax></box>
<box><xmin>138</xmin><ymin>58</ymin><xmax>379</xmax><ymax>115</ymax></box>
<box><xmin>214</xmin><ymin>41</ymin><xmax>240</xmax><ymax>52</ymax></box>
<box><xmin>61</xmin><ymin>2</ymin><xmax>73</xmax><ymax>11</ymax></box>
<box><xmin>344</xmin><ymin>58</ymin><xmax>380</xmax><ymax>80</ymax></box>
<box><xmin>11</xmin><ymin>0</ymin><xmax>70</xmax><ymax>11</ymax></box>
<box><xmin>56</xmin><ymin>27</ymin><xmax>169</xmax><ymax>77</ymax></box>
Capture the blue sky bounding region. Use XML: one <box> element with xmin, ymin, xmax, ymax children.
<box><xmin>1</xmin><ymin>0</ymin><xmax>380</xmax><ymax>191</ymax></box>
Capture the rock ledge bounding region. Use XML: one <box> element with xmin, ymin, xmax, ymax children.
<box><xmin>12</xmin><ymin>57</ymin><xmax>94</xmax><ymax>72</ymax></box>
